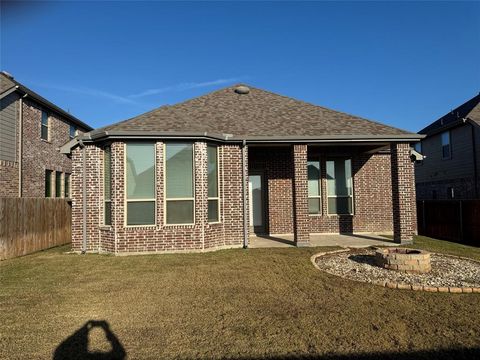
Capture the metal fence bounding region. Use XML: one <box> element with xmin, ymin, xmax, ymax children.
<box><xmin>417</xmin><ymin>200</ymin><xmax>480</xmax><ymax>247</ymax></box>
<box><xmin>0</xmin><ymin>197</ymin><xmax>71</xmax><ymax>260</ymax></box>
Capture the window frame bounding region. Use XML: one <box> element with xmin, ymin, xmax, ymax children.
<box><xmin>307</xmin><ymin>158</ymin><xmax>322</xmax><ymax>216</ymax></box>
<box><xmin>69</xmin><ymin>125</ymin><xmax>77</xmax><ymax>140</ymax></box>
<box><xmin>45</xmin><ymin>169</ymin><xmax>53</xmax><ymax>198</ymax></box>
<box><xmin>326</xmin><ymin>158</ymin><xmax>354</xmax><ymax>216</ymax></box>
<box><xmin>104</xmin><ymin>146</ymin><xmax>112</xmax><ymax>226</ymax></box>
<box><xmin>55</xmin><ymin>171</ymin><xmax>63</xmax><ymax>198</ymax></box>
<box><xmin>164</xmin><ymin>142</ymin><xmax>196</xmax><ymax>226</ymax></box>
<box><xmin>124</xmin><ymin>142</ymin><xmax>157</xmax><ymax>227</ymax></box>
<box><xmin>207</xmin><ymin>144</ymin><xmax>221</xmax><ymax>224</ymax></box>
<box><xmin>441</xmin><ymin>131</ymin><xmax>451</xmax><ymax>160</ymax></box>
<box><xmin>41</xmin><ymin>110</ymin><xmax>49</xmax><ymax>141</ymax></box>
<box><xmin>413</xmin><ymin>142</ymin><xmax>423</xmax><ymax>166</ymax></box>
<box><xmin>64</xmin><ymin>173</ymin><xmax>71</xmax><ymax>198</ymax></box>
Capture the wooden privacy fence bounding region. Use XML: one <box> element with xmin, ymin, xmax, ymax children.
<box><xmin>417</xmin><ymin>200</ymin><xmax>480</xmax><ymax>247</ymax></box>
<box><xmin>0</xmin><ymin>197</ymin><xmax>71</xmax><ymax>260</ymax></box>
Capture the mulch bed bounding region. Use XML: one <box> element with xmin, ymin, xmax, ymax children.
<box><xmin>314</xmin><ymin>248</ymin><xmax>480</xmax><ymax>289</ymax></box>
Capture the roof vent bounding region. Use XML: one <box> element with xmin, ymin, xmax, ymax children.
<box><xmin>1</xmin><ymin>70</ymin><xmax>14</xmax><ymax>79</ymax></box>
<box><xmin>234</xmin><ymin>85</ymin><xmax>250</xmax><ymax>94</ymax></box>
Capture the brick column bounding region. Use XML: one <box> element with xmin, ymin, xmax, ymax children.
<box><xmin>292</xmin><ymin>144</ymin><xmax>309</xmax><ymax>246</ymax></box>
<box><xmin>194</xmin><ymin>142</ymin><xmax>208</xmax><ymax>250</ymax></box>
<box><xmin>390</xmin><ymin>143</ymin><xmax>416</xmax><ymax>244</ymax></box>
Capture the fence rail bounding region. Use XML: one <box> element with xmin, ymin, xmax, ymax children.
<box><xmin>417</xmin><ymin>200</ymin><xmax>480</xmax><ymax>247</ymax></box>
<box><xmin>0</xmin><ymin>197</ymin><xmax>71</xmax><ymax>260</ymax></box>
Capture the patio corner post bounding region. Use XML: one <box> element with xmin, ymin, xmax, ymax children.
<box><xmin>292</xmin><ymin>144</ymin><xmax>309</xmax><ymax>246</ymax></box>
<box><xmin>390</xmin><ymin>143</ymin><xmax>416</xmax><ymax>244</ymax></box>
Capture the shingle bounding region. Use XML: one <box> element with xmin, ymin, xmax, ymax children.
<box><xmin>419</xmin><ymin>94</ymin><xmax>480</xmax><ymax>134</ymax></box>
<box><xmin>103</xmin><ymin>84</ymin><xmax>413</xmax><ymax>137</ymax></box>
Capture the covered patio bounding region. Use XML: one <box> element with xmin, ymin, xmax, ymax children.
<box><xmin>249</xmin><ymin>233</ymin><xmax>397</xmax><ymax>248</ymax></box>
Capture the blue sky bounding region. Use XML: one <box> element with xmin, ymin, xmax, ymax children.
<box><xmin>1</xmin><ymin>1</ymin><xmax>479</xmax><ymax>132</ymax></box>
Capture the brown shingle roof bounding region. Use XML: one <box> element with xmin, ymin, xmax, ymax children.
<box><xmin>103</xmin><ymin>84</ymin><xmax>414</xmax><ymax>138</ymax></box>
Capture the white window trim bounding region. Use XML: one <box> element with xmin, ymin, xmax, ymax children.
<box><xmin>124</xmin><ymin>142</ymin><xmax>157</xmax><ymax>228</ymax></box>
<box><xmin>326</xmin><ymin>158</ymin><xmax>355</xmax><ymax>216</ymax></box>
<box><xmin>307</xmin><ymin>158</ymin><xmax>322</xmax><ymax>216</ymax></box>
<box><xmin>208</xmin><ymin>144</ymin><xmax>221</xmax><ymax>224</ymax></box>
<box><xmin>163</xmin><ymin>142</ymin><xmax>196</xmax><ymax>226</ymax></box>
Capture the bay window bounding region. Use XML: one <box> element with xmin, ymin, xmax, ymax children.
<box><xmin>207</xmin><ymin>145</ymin><xmax>220</xmax><ymax>222</ymax></box>
<box><xmin>165</xmin><ymin>143</ymin><xmax>194</xmax><ymax>224</ymax></box>
<box><xmin>307</xmin><ymin>160</ymin><xmax>321</xmax><ymax>214</ymax></box>
<box><xmin>126</xmin><ymin>143</ymin><xmax>155</xmax><ymax>225</ymax></box>
<box><xmin>326</xmin><ymin>158</ymin><xmax>353</xmax><ymax>215</ymax></box>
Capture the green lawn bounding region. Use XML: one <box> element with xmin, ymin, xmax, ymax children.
<box><xmin>1</xmin><ymin>236</ymin><xmax>479</xmax><ymax>359</ymax></box>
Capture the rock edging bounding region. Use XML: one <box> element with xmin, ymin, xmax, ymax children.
<box><xmin>310</xmin><ymin>249</ymin><xmax>480</xmax><ymax>294</ymax></box>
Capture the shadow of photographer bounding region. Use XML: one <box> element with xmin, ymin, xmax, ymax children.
<box><xmin>53</xmin><ymin>320</ymin><xmax>126</xmax><ymax>360</ymax></box>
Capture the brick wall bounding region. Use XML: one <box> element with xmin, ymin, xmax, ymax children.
<box><xmin>72</xmin><ymin>141</ymin><xmax>244</xmax><ymax>254</ymax></box>
<box><xmin>391</xmin><ymin>143</ymin><xmax>416</xmax><ymax>243</ymax></box>
<box><xmin>71</xmin><ymin>141</ymin><xmax>416</xmax><ymax>254</ymax></box>
<box><xmin>249</xmin><ymin>146</ymin><xmax>396</xmax><ymax>236</ymax></box>
<box><xmin>0</xmin><ymin>160</ymin><xmax>18</xmax><ymax>197</ymax></box>
<box><xmin>0</xmin><ymin>96</ymin><xmax>88</xmax><ymax>198</ymax></box>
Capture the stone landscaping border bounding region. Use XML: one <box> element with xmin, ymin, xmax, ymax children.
<box><xmin>310</xmin><ymin>249</ymin><xmax>480</xmax><ymax>294</ymax></box>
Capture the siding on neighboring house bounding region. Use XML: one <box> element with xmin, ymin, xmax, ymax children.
<box><xmin>0</xmin><ymin>92</ymin><xmax>19</xmax><ymax>162</ymax></box>
<box><xmin>0</xmin><ymin>93</ymin><xmax>90</xmax><ymax>198</ymax></box>
<box><xmin>416</xmin><ymin>123</ymin><xmax>480</xmax><ymax>199</ymax></box>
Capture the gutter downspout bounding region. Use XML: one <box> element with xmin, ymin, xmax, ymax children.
<box><xmin>467</xmin><ymin>120</ymin><xmax>479</xmax><ymax>198</ymax></box>
<box><xmin>18</xmin><ymin>93</ymin><xmax>27</xmax><ymax>197</ymax></box>
<box><xmin>241</xmin><ymin>140</ymin><xmax>248</xmax><ymax>248</ymax></box>
<box><xmin>79</xmin><ymin>140</ymin><xmax>87</xmax><ymax>254</ymax></box>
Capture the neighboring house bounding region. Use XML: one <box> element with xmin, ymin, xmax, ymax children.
<box><xmin>64</xmin><ymin>85</ymin><xmax>422</xmax><ymax>254</ymax></box>
<box><xmin>0</xmin><ymin>71</ymin><xmax>92</xmax><ymax>198</ymax></box>
<box><xmin>415</xmin><ymin>94</ymin><xmax>480</xmax><ymax>200</ymax></box>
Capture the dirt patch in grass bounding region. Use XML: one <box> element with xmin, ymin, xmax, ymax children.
<box><xmin>1</xmin><ymin>237</ymin><xmax>479</xmax><ymax>359</ymax></box>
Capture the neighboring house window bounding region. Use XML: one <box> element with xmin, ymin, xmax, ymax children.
<box><xmin>413</xmin><ymin>142</ymin><xmax>423</xmax><ymax>165</ymax></box>
<box><xmin>326</xmin><ymin>158</ymin><xmax>353</xmax><ymax>215</ymax></box>
<box><xmin>207</xmin><ymin>144</ymin><xmax>220</xmax><ymax>222</ymax></box>
<box><xmin>55</xmin><ymin>171</ymin><xmax>62</xmax><ymax>197</ymax></box>
<box><xmin>126</xmin><ymin>143</ymin><xmax>155</xmax><ymax>226</ymax></box>
<box><xmin>70</xmin><ymin>125</ymin><xmax>77</xmax><ymax>139</ymax></box>
<box><xmin>45</xmin><ymin>170</ymin><xmax>53</xmax><ymax>197</ymax></box>
<box><xmin>64</xmin><ymin>173</ymin><xmax>71</xmax><ymax>198</ymax></box>
<box><xmin>104</xmin><ymin>147</ymin><xmax>112</xmax><ymax>225</ymax></box>
<box><xmin>432</xmin><ymin>190</ymin><xmax>437</xmax><ymax>199</ymax></box>
<box><xmin>447</xmin><ymin>187</ymin><xmax>454</xmax><ymax>199</ymax></box>
<box><xmin>165</xmin><ymin>143</ymin><xmax>194</xmax><ymax>225</ymax></box>
<box><xmin>307</xmin><ymin>160</ymin><xmax>321</xmax><ymax>214</ymax></box>
<box><xmin>414</xmin><ymin>142</ymin><xmax>422</xmax><ymax>154</ymax></box>
<box><xmin>441</xmin><ymin>131</ymin><xmax>451</xmax><ymax>159</ymax></box>
<box><xmin>41</xmin><ymin>111</ymin><xmax>49</xmax><ymax>141</ymax></box>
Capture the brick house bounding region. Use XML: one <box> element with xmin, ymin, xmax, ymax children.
<box><xmin>415</xmin><ymin>94</ymin><xmax>480</xmax><ymax>200</ymax></box>
<box><xmin>65</xmin><ymin>85</ymin><xmax>422</xmax><ymax>254</ymax></box>
<box><xmin>0</xmin><ymin>71</ymin><xmax>92</xmax><ymax>198</ymax></box>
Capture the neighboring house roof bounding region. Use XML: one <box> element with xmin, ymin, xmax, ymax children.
<box><xmin>84</xmin><ymin>84</ymin><xmax>420</xmax><ymax>143</ymax></box>
<box><xmin>0</xmin><ymin>71</ymin><xmax>93</xmax><ymax>131</ymax></box>
<box><xmin>419</xmin><ymin>93</ymin><xmax>480</xmax><ymax>135</ymax></box>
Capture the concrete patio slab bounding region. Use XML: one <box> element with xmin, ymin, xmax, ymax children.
<box><xmin>249</xmin><ymin>233</ymin><xmax>397</xmax><ymax>248</ymax></box>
